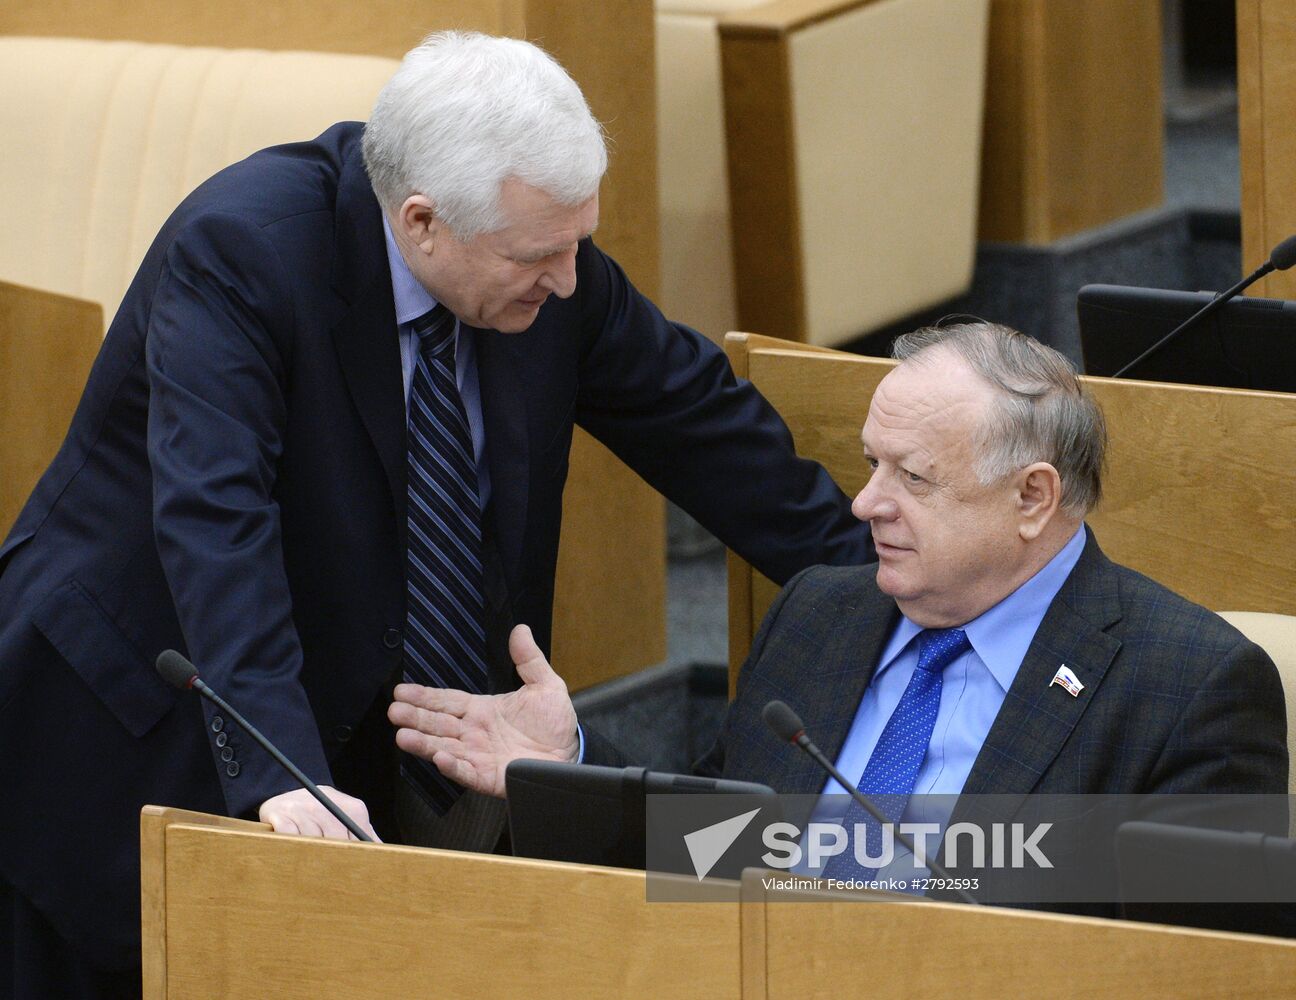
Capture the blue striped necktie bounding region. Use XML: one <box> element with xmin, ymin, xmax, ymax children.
<box><xmin>822</xmin><ymin>627</ymin><xmax>971</xmax><ymax>880</ymax></box>
<box><xmin>401</xmin><ymin>304</ymin><xmax>489</xmax><ymax>814</ymax></box>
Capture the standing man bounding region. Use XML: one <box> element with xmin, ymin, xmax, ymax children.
<box><xmin>0</xmin><ymin>32</ymin><xmax>871</xmax><ymax>998</ymax></box>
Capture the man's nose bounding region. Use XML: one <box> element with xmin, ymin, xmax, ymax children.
<box><xmin>851</xmin><ymin>477</ymin><xmax>896</xmax><ymax>523</ymax></box>
<box><xmin>540</xmin><ymin>247</ymin><xmax>578</xmax><ymax>299</ymax></box>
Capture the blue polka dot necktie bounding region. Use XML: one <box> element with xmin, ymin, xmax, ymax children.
<box><xmin>400</xmin><ymin>304</ymin><xmax>489</xmax><ymax>814</ymax></box>
<box><xmin>822</xmin><ymin>627</ymin><xmax>971</xmax><ymax>880</ymax></box>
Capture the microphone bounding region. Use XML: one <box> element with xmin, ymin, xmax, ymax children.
<box><xmin>762</xmin><ymin>700</ymin><xmax>977</xmax><ymax>904</ymax></box>
<box><xmin>155</xmin><ymin>649</ymin><xmax>373</xmax><ymax>842</ymax></box>
<box><xmin>1111</xmin><ymin>232</ymin><xmax>1296</xmax><ymax>379</ymax></box>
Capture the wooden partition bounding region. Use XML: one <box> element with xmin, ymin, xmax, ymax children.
<box><xmin>978</xmin><ymin>0</ymin><xmax>1164</xmax><ymax>244</ymax></box>
<box><xmin>717</xmin><ymin>0</ymin><xmax>988</xmax><ymax>345</ymax></box>
<box><xmin>141</xmin><ymin>806</ymin><xmax>740</xmax><ymax>999</ymax></box>
<box><xmin>141</xmin><ymin>806</ymin><xmax>1296</xmax><ymax>999</ymax></box>
<box><xmin>0</xmin><ymin>282</ymin><xmax>103</xmax><ymax>535</ymax></box>
<box><xmin>1238</xmin><ymin>0</ymin><xmax>1296</xmax><ymax>300</ymax></box>
<box><xmin>0</xmin><ymin>0</ymin><xmax>665</xmax><ymax>687</ymax></box>
<box><xmin>739</xmin><ymin>871</ymin><xmax>1296</xmax><ymax>999</ymax></box>
<box><xmin>725</xmin><ymin>333</ymin><xmax>1296</xmax><ymax>681</ymax></box>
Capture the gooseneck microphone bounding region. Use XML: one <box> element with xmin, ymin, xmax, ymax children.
<box><xmin>762</xmin><ymin>700</ymin><xmax>977</xmax><ymax>905</ymax></box>
<box><xmin>156</xmin><ymin>649</ymin><xmax>373</xmax><ymax>842</ymax></box>
<box><xmin>1111</xmin><ymin>232</ymin><xmax>1296</xmax><ymax>379</ymax></box>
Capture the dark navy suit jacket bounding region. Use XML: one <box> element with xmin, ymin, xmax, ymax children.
<box><xmin>0</xmin><ymin>123</ymin><xmax>871</xmax><ymax>970</ymax></box>
<box><xmin>692</xmin><ymin>532</ymin><xmax>1287</xmax><ymax>908</ymax></box>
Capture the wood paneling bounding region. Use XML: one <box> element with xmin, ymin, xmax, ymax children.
<box><xmin>722</xmin><ymin>332</ymin><xmax>838</xmax><ymax>685</ymax></box>
<box><xmin>1238</xmin><ymin>0</ymin><xmax>1296</xmax><ymax>299</ymax></box>
<box><xmin>742</xmin><ymin>870</ymin><xmax>1296</xmax><ymax>1000</ymax></box>
<box><xmin>0</xmin><ymin>281</ymin><xmax>102</xmax><ymax>536</ymax></box>
<box><xmin>141</xmin><ymin>808</ymin><xmax>740</xmax><ymax>999</ymax></box>
<box><xmin>979</xmin><ymin>0</ymin><xmax>1164</xmax><ymax>244</ymax></box>
<box><xmin>0</xmin><ymin>1</ymin><xmax>513</xmax><ymax>59</ymax></box>
<box><xmin>1</xmin><ymin>0</ymin><xmax>666</xmax><ymax>686</ymax></box>
<box><xmin>140</xmin><ymin>806</ymin><xmax>1296</xmax><ymax>1000</ymax></box>
<box><xmin>719</xmin><ymin>29</ymin><xmax>805</xmax><ymax>341</ymax></box>
<box><xmin>552</xmin><ymin>430</ymin><xmax>666</xmax><ymax>690</ymax></box>
<box><xmin>726</xmin><ymin>335</ymin><xmax>1296</xmax><ymax>691</ymax></box>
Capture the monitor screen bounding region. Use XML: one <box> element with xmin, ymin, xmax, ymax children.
<box><xmin>1077</xmin><ymin>284</ymin><xmax>1296</xmax><ymax>392</ymax></box>
<box><xmin>506</xmin><ymin>760</ymin><xmax>776</xmax><ymax>872</ymax></box>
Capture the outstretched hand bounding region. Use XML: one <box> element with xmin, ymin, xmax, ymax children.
<box><xmin>388</xmin><ymin>624</ymin><xmax>580</xmax><ymax>799</ymax></box>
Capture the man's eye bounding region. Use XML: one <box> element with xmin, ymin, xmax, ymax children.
<box><xmin>903</xmin><ymin>470</ymin><xmax>924</xmax><ymax>484</ymax></box>
<box><xmin>865</xmin><ymin>457</ymin><xmax>879</xmax><ymax>472</ymax></box>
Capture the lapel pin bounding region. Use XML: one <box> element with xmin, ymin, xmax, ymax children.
<box><xmin>1050</xmin><ymin>664</ymin><xmax>1084</xmax><ymax>697</ymax></box>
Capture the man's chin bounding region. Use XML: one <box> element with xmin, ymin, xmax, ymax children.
<box><xmin>873</xmin><ymin>562</ymin><xmax>915</xmax><ymax>601</ymax></box>
<box><xmin>493</xmin><ymin>303</ymin><xmax>545</xmax><ymax>334</ymax></box>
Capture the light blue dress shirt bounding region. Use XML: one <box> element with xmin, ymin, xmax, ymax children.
<box><xmin>801</xmin><ymin>525</ymin><xmax>1087</xmax><ymax>877</ymax></box>
<box><xmin>382</xmin><ymin>218</ymin><xmax>491</xmax><ymax>506</ymax></box>
<box><xmin>822</xmin><ymin>524</ymin><xmax>1087</xmax><ymax>803</ymax></box>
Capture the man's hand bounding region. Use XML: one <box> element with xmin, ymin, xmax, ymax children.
<box><xmin>388</xmin><ymin>624</ymin><xmax>579</xmax><ymax>799</ymax></box>
<box><xmin>258</xmin><ymin>786</ymin><xmax>381</xmax><ymax>842</ymax></box>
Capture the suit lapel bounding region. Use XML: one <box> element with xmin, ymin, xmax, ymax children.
<box><xmin>776</xmin><ymin>581</ymin><xmax>900</xmax><ymax>795</ymax></box>
<box><xmin>957</xmin><ymin>533</ymin><xmax>1123</xmax><ymax>801</ymax></box>
<box><xmin>328</xmin><ymin>140</ymin><xmax>407</xmax><ymax>520</ymax></box>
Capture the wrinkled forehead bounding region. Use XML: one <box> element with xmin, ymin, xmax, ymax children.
<box><xmin>861</xmin><ymin>353</ymin><xmax>994</xmax><ymax>459</ymax></box>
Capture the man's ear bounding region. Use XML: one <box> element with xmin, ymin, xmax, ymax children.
<box><xmin>1016</xmin><ymin>462</ymin><xmax>1062</xmax><ymax>541</ymax></box>
<box><xmin>396</xmin><ymin>194</ymin><xmax>441</xmax><ymax>254</ymax></box>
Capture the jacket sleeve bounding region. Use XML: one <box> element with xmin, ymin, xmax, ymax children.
<box><xmin>1148</xmin><ymin>634</ymin><xmax>1289</xmax><ymax>797</ymax></box>
<box><xmin>146</xmin><ymin>210</ymin><xmax>330</xmax><ymax>817</ymax></box>
<box><xmin>570</xmin><ymin>242</ymin><xmax>874</xmax><ymax>586</ymax></box>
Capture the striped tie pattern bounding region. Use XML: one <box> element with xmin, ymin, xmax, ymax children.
<box><xmin>822</xmin><ymin>627</ymin><xmax>971</xmax><ymax>880</ymax></box>
<box><xmin>401</xmin><ymin>304</ymin><xmax>489</xmax><ymax>814</ymax></box>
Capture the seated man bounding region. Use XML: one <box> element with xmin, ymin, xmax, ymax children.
<box><xmin>390</xmin><ymin>322</ymin><xmax>1288</xmax><ymax>874</ymax></box>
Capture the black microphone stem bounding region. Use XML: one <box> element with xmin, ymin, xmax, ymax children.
<box><xmin>792</xmin><ymin>732</ymin><xmax>978</xmax><ymax>905</ymax></box>
<box><xmin>192</xmin><ymin>678</ymin><xmax>373</xmax><ymax>843</ymax></box>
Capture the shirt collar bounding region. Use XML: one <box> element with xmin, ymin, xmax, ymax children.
<box><xmin>874</xmin><ymin>525</ymin><xmax>1088</xmax><ymax>692</ymax></box>
<box><xmin>382</xmin><ymin>215</ymin><xmax>440</xmax><ymax>325</ymax></box>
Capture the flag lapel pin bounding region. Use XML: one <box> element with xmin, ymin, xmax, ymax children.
<box><xmin>1049</xmin><ymin>664</ymin><xmax>1084</xmax><ymax>697</ymax></box>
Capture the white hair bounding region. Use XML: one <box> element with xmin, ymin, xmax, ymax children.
<box><xmin>362</xmin><ymin>31</ymin><xmax>608</xmax><ymax>239</ymax></box>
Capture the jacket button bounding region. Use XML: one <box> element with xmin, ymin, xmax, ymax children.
<box><xmin>220</xmin><ymin>747</ymin><xmax>234</xmax><ymax>762</ymax></box>
<box><xmin>382</xmin><ymin>628</ymin><xmax>402</xmax><ymax>649</ymax></box>
<box><xmin>226</xmin><ymin>761</ymin><xmax>240</xmax><ymax>777</ymax></box>
<box><xmin>334</xmin><ymin>725</ymin><xmax>353</xmax><ymax>744</ymax></box>
<box><xmin>216</xmin><ymin>732</ymin><xmax>228</xmax><ymax>748</ymax></box>
<box><xmin>210</xmin><ymin>716</ymin><xmax>224</xmax><ymax>733</ymax></box>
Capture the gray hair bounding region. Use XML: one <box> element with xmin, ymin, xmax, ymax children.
<box><xmin>891</xmin><ymin>322</ymin><xmax>1107</xmax><ymax>516</ymax></box>
<box><xmin>362</xmin><ymin>31</ymin><xmax>608</xmax><ymax>239</ymax></box>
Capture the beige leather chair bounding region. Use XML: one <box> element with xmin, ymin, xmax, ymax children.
<box><xmin>656</xmin><ymin>0</ymin><xmax>990</xmax><ymax>346</ymax></box>
<box><xmin>1218</xmin><ymin>611</ymin><xmax>1296</xmax><ymax>800</ymax></box>
<box><xmin>0</xmin><ymin>38</ymin><xmax>395</xmax><ymax>319</ymax></box>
